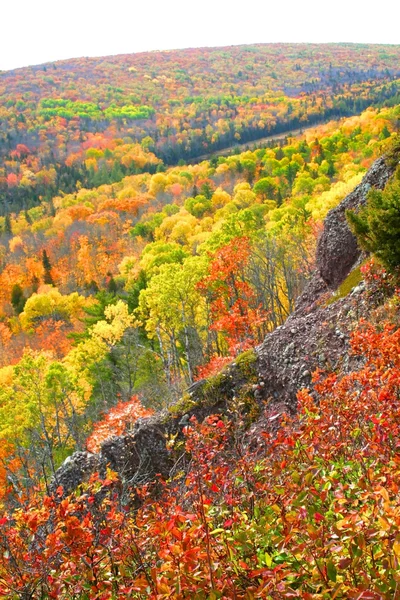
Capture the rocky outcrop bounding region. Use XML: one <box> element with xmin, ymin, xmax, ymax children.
<box><xmin>255</xmin><ymin>156</ymin><xmax>394</xmax><ymax>408</ymax></box>
<box><xmin>255</xmin><ymin>280</ymin><xmax>371</xmax><ymax>409</ymax></box>
<box><xmin>317</xmin><ymin>156</ymin><xmax>393</xmax><ymax>287</ymax></box>
<box><xmin>53</xmin><ymin>156</ymin><xmax>395</xmax><ymax>495</ymax></box>
<box><xmin>53</xmin><ymin>353</ymin><xmax>259</xmax><ymax>495</ymax></box>
<box><xmin>296</xmin><ymin>156</ymin><xmax>394</xmax><ymax>312</ymax></box>
<box><xmin>53</xmin><ymin>451</ymin><xmax>103</xmax><ymax>494</ymax></box>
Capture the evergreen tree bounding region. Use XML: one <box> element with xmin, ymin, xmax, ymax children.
<box><xmin>4</xmin><ymin>213</ymin><xmax>12</xmax><ymax>235</ymax></box>
<box><xmin>107</xmin><ymin>275</ymin><xmax>118</xmax><ymax>295</ymax></box>
<box><xmin>200</xmin><ymin>182</ymin><xmax>213</xmax><ymax>200</ymax></box>
<box><xmin>24</xmin><ymin>210</ymin><xmax>32</xmax><ymax>225</ymax></box>
<box><xmin>327</xmin><ymin>161</ymin><xmax>336</xmax><ymax>178</ymax></box>
<box><xmin>346</xmin><ymin>166</ymin><xmax>400</xmax><ymax>273</ymax></box>
<box><xmin>11</xmin><ymin>284</ymin><xmax>26</xmax><ymax>314</ymax></box>
<box><xmin>42</xmin><ymin>249</ymin><xmax>54</xmax><ymax>285</ymax></box>
<box><xmin>127</xmin><ymin>269</ymin><xmax>147</xmax><ymax>312</ymax></box>
<box><xmin>72</xmin><ymin>290</ymin><xmax>118</xmax><ymax>343</ymax></box>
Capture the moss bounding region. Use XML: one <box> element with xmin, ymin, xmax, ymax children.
<box><xmin>201</xmin><ymin>371</ymin><xmax>230</xmax><ymax>406</ymax></box>
<box><xmin>167</xmin><ymin>393</ymin><xmax>198</xmax><ymax>417</ymax></box>
<box><xmin>167</xmin><ymin>349</ymin><xmax>259</xmax><ymax>423</ymax></box>
<box><xmin>233</xmin><ymin>388</ymin><xmax>261</xmax><ymax>423</ymax></box>
<box><xmin>53</xmin><ymin>446</ymin><xmax>74</xmax><ymax>469</ymax></box>
<box><xmin>235</xmin><ymin>348</ymin><xmax>258</xmax><ymax>381</ymax></box>
<box><xmin>326</xmin><ymin>265</ymin><xmax>363</xmax><ymax>305</ymax></box>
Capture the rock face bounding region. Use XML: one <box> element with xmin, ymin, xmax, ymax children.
<box><xmin>53</xmin><ymin>156</ymin><xmax>395</xmax><ymax>495</ymax></box>
<box><xmin>314</xmin><ymin>157</ymin><xmax>392</xmax><ymax>287</ymax></box>
<box><xmin>295</xmin><ymin>156</ymin><xmax>393</xmax><ymax>314</ymax></box>
<box><xmin>255</xmin><ymin>156</ymin><xmax>395</xmax><ymax>408</ymax></box>
<box><xmin>52</xmin><ymin>359</ymin><xmax>257</xmax><ymax>495</ymax></box>
<box><xmin>53</xmin><ymin>452</ymin><xmax>102</xmax><ymax>494</ymax></box>
<box><xmin>255</xmin><ymin>281</ymin><xmax>370</xmax><ymax>409</ymax></box>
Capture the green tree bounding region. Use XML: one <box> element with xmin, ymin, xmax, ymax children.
<box><xmin>253</xmin><ymin>177</ymin><xmax>278</xmax><ymax>200</ymax></box>
<box><xmin>73</xmin><ymin>290</ymin><xmax>118</xmax><ymax>343</ymax></box>
<box><xmin>346</xmin><ymin>166</ymin><xmax>400</xmax><ymax>273</ymax></box>
<box><xmin>11</xmin><ymin>284</ymin><xmax>26</xmax><ymax>315</ymax></box>
<box><xmin>4</xmin><ymin>213</ymin><xmax>12</xmax><ymax>235</ymax></box>
<box><xmin>184</xmin><ymin>195</ymin><xmax>212</xmax><ymax>218</ymax></box>
<box><xmin>42</xmin><ymin>249</ymin><xmax>54</xmax><ymax>285</ymax></box>
<box><xmin>137</xmin><ymin>256</ymin><xmax>208</xmax><ymax>389</ymax></box>
<box><xmin>107</xmin><ymin>275</ymin><xmax>118</xmax><ymax>295</ymax></box>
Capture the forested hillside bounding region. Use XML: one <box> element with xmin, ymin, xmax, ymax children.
<box><xmin>0</xmin><ymin>43</ymin><xmax>399</xmax><ymax>599</ymax></box>
<box><xmin>2</xmin><ymin>43</ymin><xmax>400</xmax><ymax>213</ymax></box>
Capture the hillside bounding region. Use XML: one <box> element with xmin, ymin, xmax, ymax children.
<box><xmin>53</xmin><ymin>152</ymin><xmax>396</xmax><ymax>492</ymax></box>
<box><xmin>0</xmin><ymin>59</ymin><xmax>399</xmax><ymax>500</ymax></box>
<box><xmin>1</xmin><ymin>43</ymin><xmax>400</xmax><ymax>214</ymax></box>
<box><xmin>0</xmin><ymin>104</ymin><xmax>397</xmax><ymax>490</ymax></box>
<box><xmin>0</xmin><ymin>43</ymin><xmax>399</xmax><ymax>599</ymax></box>
<box><xmin>0</xmin><ymin>149</ymin><xmax>399</xmax><ymax>599</ymax></box>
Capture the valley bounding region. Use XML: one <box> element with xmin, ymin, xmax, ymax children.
<box><xmin>0</xmin><ymin>42</ymin><xmax>399</xmax><ymax>599</ymax></box>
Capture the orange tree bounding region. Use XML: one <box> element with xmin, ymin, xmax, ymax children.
<box><xmin>198</xmin><ymin>237</ymin><xmax>268</xmax><ymax>360</ymax></box>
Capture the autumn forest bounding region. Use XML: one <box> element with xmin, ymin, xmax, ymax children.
<box><xmin>0</xmin><ymin>43</ymin><xmax>399</xmax><ymax>598</ymax></box>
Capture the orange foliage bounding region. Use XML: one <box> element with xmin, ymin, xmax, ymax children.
<box><xmin>199</xmin><ymin>237</ymin><xmax>268</xmax><ymax>352</ymax></box>
<box><xmin>6</xmin><ymin>173</ymin><xmax>18</xmax><ymax>187</ymax></box>
<box><xmin>0</xmin><ymin>441</ymin><xmax>20</xmax><ymax>504</ymax></box>
<box><xmin>0</xmin><ymin>324</ymin><xmax>12</xmax><ymax>366</ymax></box>
<box><xmin>86</xmin><ymin>396</ymin><xmax>154</xmax><ymax>453</ymax></box>
<box><xmin>97</xmin><ymin>196</ymin><xmax>147</xmax><ymax>214</ymax></box>
<box><xmin>0</xmin><ymin>319</ymin><xmax>399</xmax><ymax>597</ymax></box>
<box><xmin>195</xmin><ymin>355</ymin><xmax>233</xmax><ymax>380</ymax></box>
<box><xmin>31</xmin><ymin>319</ymin><xmax>73</xmax><ymax>359</ymax></box>
<box><xmin>66</xmin><ymin>205</ymin><xmax>94</xmax><ymax>220</ymax></box>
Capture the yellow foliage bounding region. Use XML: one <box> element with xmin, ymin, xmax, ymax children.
<box><xmin>9</xmin><ymin>236</ymin><xmax>24</xmax><ymax>253</ymax></box>
<box><xmin>233</xmin><ymin>181</ymin><xmax>252</xmax><ymax>194</ymax></box>
<box><xmin>155</xmin><ymin>212</ymin><xmax>198</xmax><ymax>245</ymax></box>
<box><xmin>118</xmin><ymin>255</ymin><xmax>138</xmax><ymax>281</ymax></box>
<box><xmin>91</xmin><ymin>301</ymin><xmax>134</xmax><ymax>347</ymax></box>
<box><xmin>31</xmin><ymin>217</ymin><xmax>53</xmax><ymax>233</ymax></box>
<box><xmin>20</xmin><ymin>288</ymin><xmax>86</xmax><ymax>331</ymax></box>
<box><xmin>306</xmin><ymin>172</ymin><xmax>364</xmax><ymax>221</ymax></box>
<box><xmin>19</xmin><ymin>169</ymin><xmax>36</xmax><ymax>187</ymax></box>
<box><xmin>149</xmin><ymin>173</ymin><xmax>168</xmax><ymax>195</ymax></box>
<box><xmin>233</xmin><ymin>188</ymin><xmax>257</xmax><ymax>209</ymax></box>
<box><xmin>211</xmin><ymin>188</ymin><xmax>231</xmax><ymax>210</ymax></box>
<box><xmin>52</xmin><ymin>212</ymin><xmax>73</xmax><ymax>230</ymax></box>
<box><xmin>0</xmin><ymin>365</ymin><xmax>13</xmax><ymax>386</ymax></box>
<box><xmin>117</xmin><ymin>186</ymin><xmax>137</xmax><ymax>201</ymax></box>
<box><xmin>65</xmin><ymin>336</ymin><xmax>107</xmax><ymax>378</ymax></box>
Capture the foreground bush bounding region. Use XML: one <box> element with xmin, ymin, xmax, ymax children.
<box><xmin>0</xmin><ymin>316</ymin><xmax>399</xmax><ymax>599</ymax></box>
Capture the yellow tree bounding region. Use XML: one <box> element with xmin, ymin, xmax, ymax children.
<box><xmin>137</xmin><ymin>256</ymin><xmax>208</xmax><ymax>389</ymax></box>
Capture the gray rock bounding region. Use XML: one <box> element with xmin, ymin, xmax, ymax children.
<box><xmin>52</xmin><ymin>451</ymin><xmax>103</xmax><ymax>495</ymax></box>
<box><xmin>296</xmin><ymin>156</ymin><xmax>394</xmax><ymax>312</ymax></box>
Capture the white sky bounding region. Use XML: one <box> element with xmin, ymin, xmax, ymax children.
<box><xmin>1</xmin><ymin>0</ymin><xmax>399</xmax><ymax>71</ymax></box>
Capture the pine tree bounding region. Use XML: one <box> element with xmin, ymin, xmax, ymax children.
<box><xmin>42</xmin><ymin>249</ymin><xmax>54</xmax><ymax>285</ymax></box>
<box><xmin>11</xmin><ymin>284</ymin><xmax>26</xmax><ymax>314</ymax></box>
<box><xmin>346</xmin><ymin>166</ymin><xmax>400</xmax><ymax>273</ymax></box>
<box><xmin>71</xmin><ymin>290</ymin><xmax>118</xmax><ymax>343</ymax></box>
<box><xmin>107</xmin><ymin>276</ymin><xmax>118</xmax><ymax>295</ymax></box>
<box><xmin>4</xmin><ymin>213</ymin><xmax>12</xmax><ymax>235</ymax></box>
